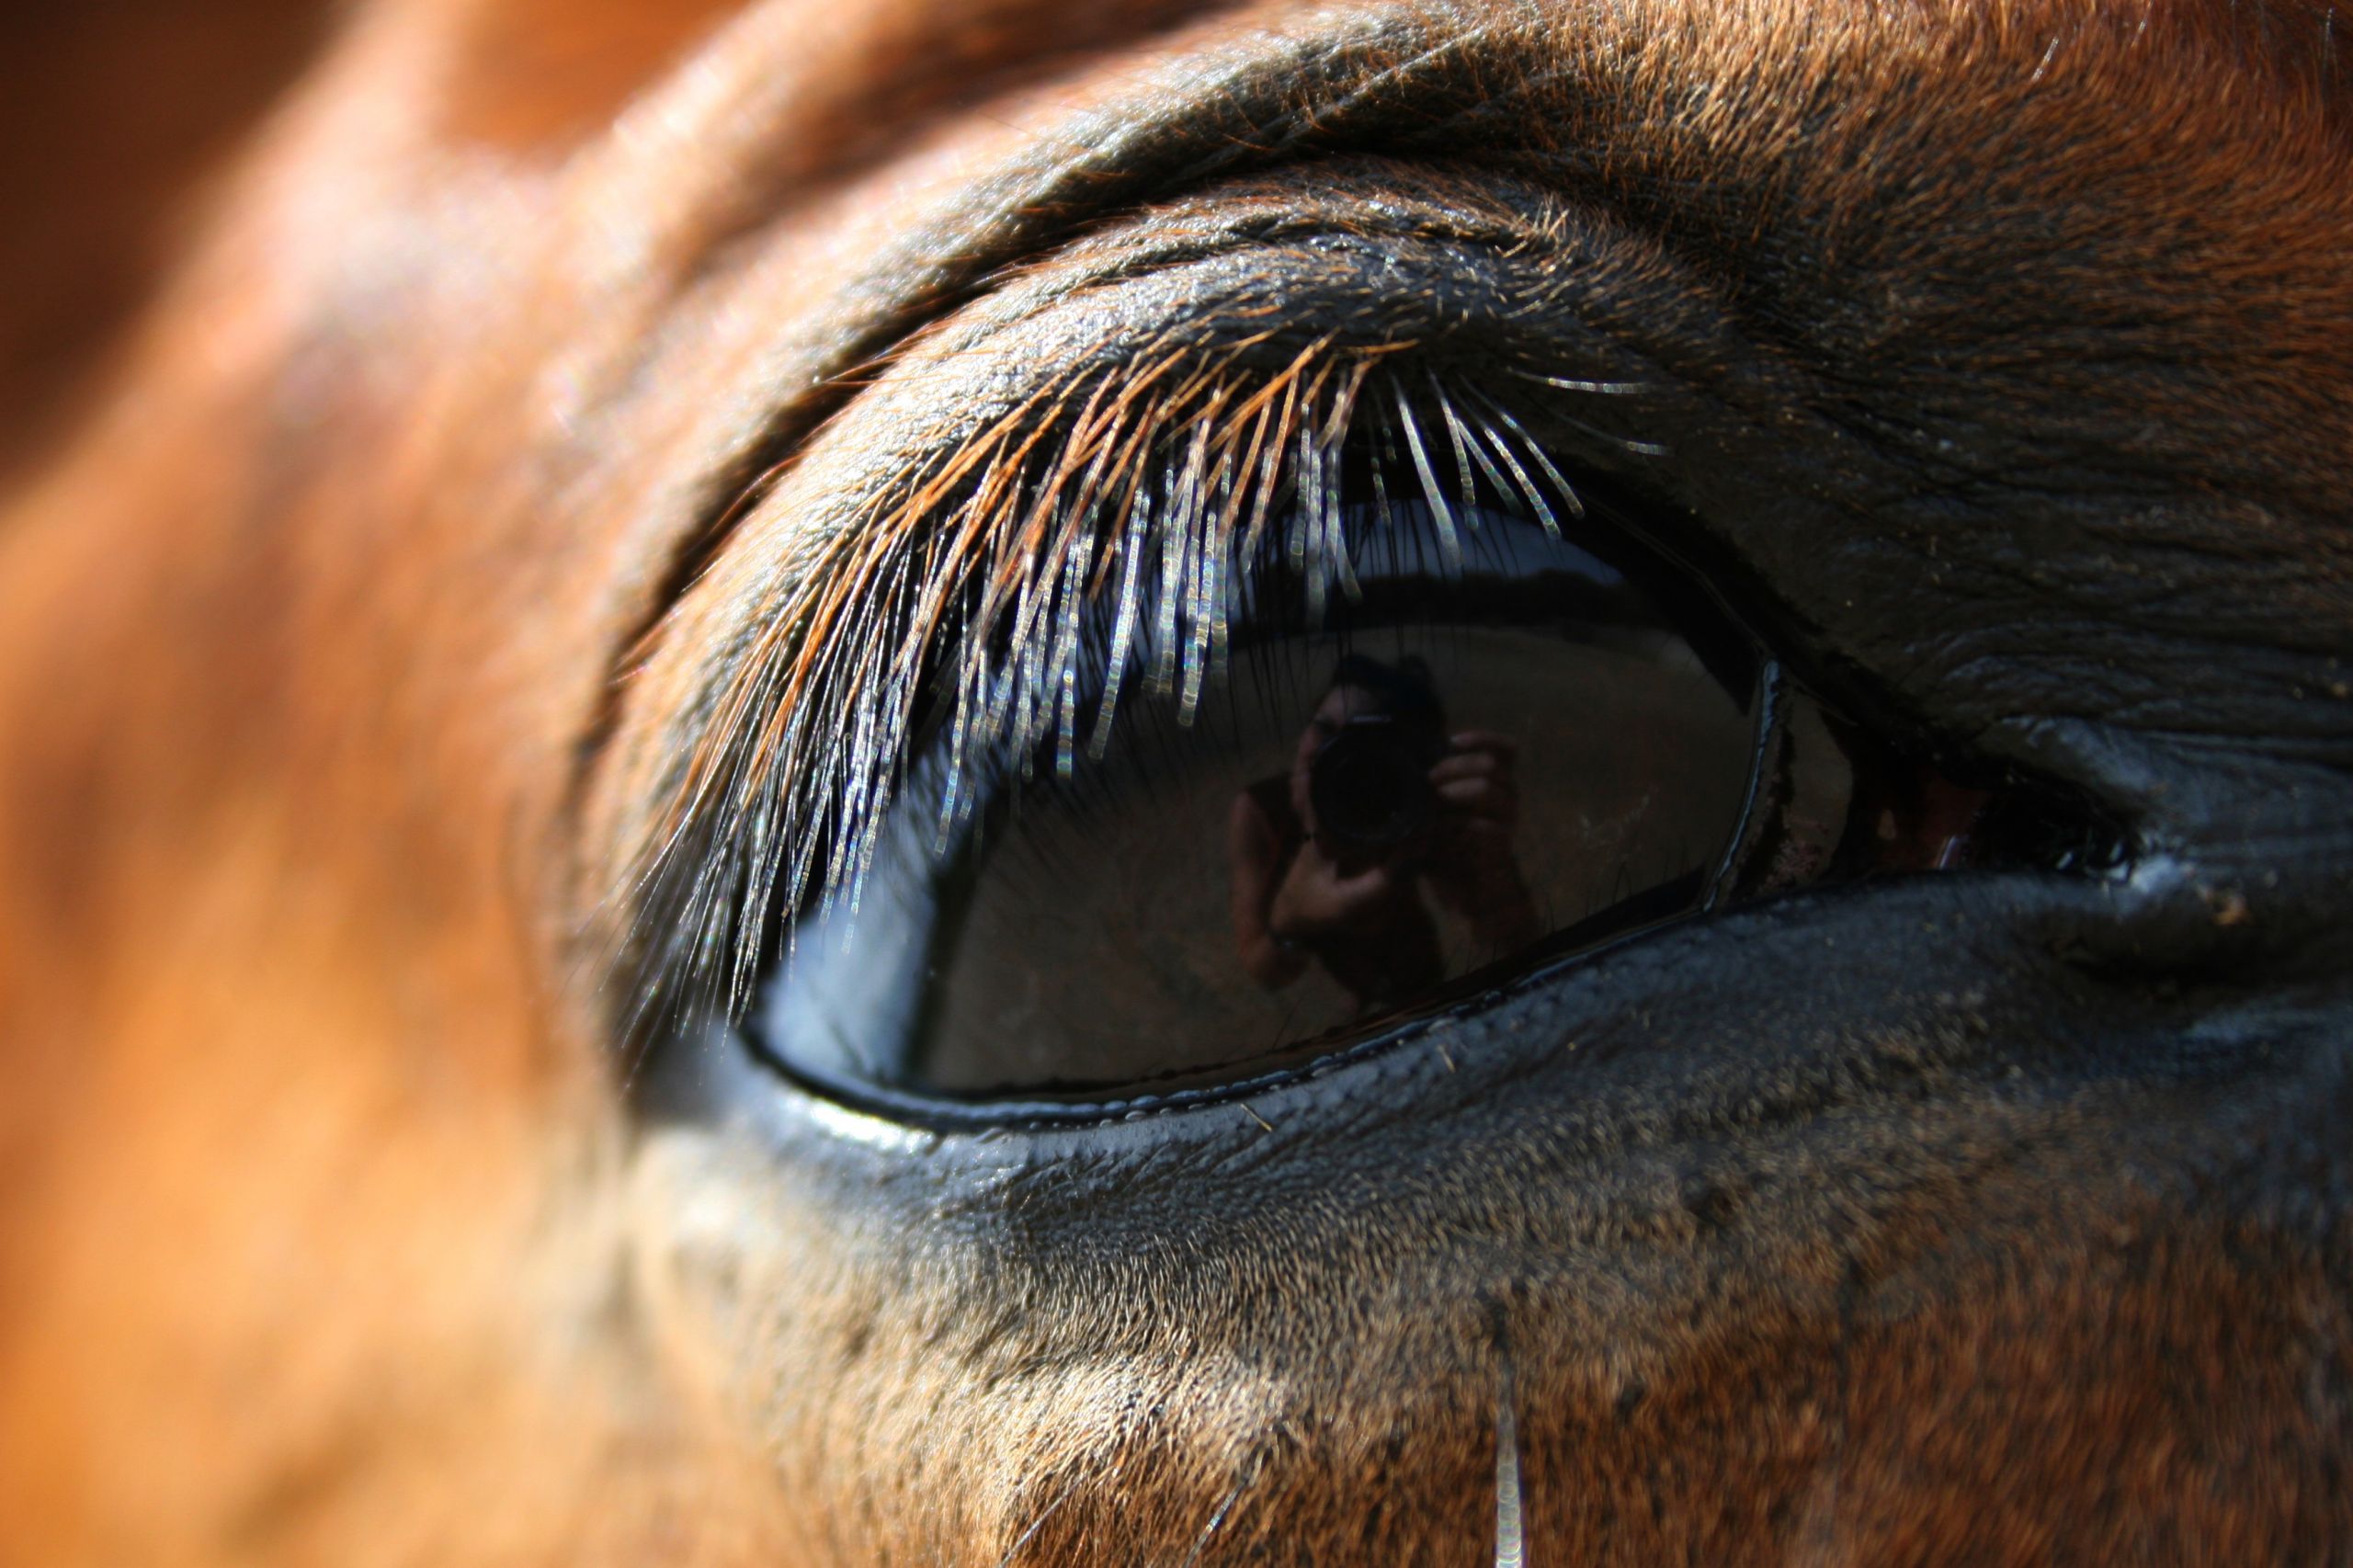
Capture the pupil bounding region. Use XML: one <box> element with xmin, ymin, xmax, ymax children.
<box><xmin>752</xmin><ymin>505</ymin><xmax>1765</xmax><ymax>1113</ymax></box>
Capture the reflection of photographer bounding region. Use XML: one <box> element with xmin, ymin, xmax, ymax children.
<box><xmin>1227</xmin><ymin>654</ymin><xmax>1540</xmax><ymax>1010</ymax></box>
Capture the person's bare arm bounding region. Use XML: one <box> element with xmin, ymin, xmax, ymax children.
<box><xmin>1228</xmin><ymin>792</ymin><xmax>1309</xmax><ymax>990</ymax></box>
<box><xmin>1425</xmin><ymin>731</ymin><xmax>1541</xmax><ymax>952</ymax></box>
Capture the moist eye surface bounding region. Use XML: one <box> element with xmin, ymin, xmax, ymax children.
<box><xmin>752</xmin><ymin>501</ymin><xmax>1789</xmax><ymax>1109</ymax></box>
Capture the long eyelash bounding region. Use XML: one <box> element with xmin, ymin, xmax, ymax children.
<box><xmin>610</xmin><ymin>350</ymin><xmax>1616</xmax><ymax>1049</ymax></box>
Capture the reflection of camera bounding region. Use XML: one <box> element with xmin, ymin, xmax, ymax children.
<box><xmin>1310</xmin><ymin>714</ymin><xmax>1447</xmax><ymax>855</ymax></box>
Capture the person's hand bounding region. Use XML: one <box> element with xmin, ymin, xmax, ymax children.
<box><xmin>1428</xmin><ymin>731</ymin><xmax>1519</xmax><ymax>835</ymax></box>
<box><xmin>1425</xmin><ymin>730</ymin><xmax>1540</xmax><ymax>949</ymax></box>
<box><xmin>1268</xmin><ymin>838</ymin><xmax>1399</xmax><ymax>942</ymax></box>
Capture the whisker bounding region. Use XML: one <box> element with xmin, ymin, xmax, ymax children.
<box><xmin>1435</xmin><ymin>374</ymin><xmax>1516</xmax><ymax>508</ymax></box>
<box><xmin>1494</xmin><ymin>1328</ymin><xmax>1526</xmax><ymax>1568</ymax></box>
<box><xmin>1087</xmin><ymin>483</ymin><xmax>1154</xmax><ymax>760</ymax></box>
<box><xmin>994</xmin><ymin>1460</ymin><xmax>1109</xmax><ymax>1568</ymax></box>
<box><xmin>1178</xmin><ymin>1462</ymin><xmax>1261</xmax><ymax>1568</ymax></box>
<box><xmin>1500</xmin><ymin>366</ymin><xmax>1654</xmax><ymax>395</ymax></box>
<box><xmin>1392</xmin><ymin>374</ymin><xmax>1462</xmax><ymax>566</ymax></box>
<box><xmin>1469</xmin><ymin>388</ymin><xmax>1587</xmax><ymax>522</ymax></box>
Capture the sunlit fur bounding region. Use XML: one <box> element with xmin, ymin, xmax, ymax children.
<box><xmin>0</xmin><ymin>1</ymin><xmax>2348</xmax><ymax>1564</ymax></box>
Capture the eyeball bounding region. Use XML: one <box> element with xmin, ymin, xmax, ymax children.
<box><xmin>751</xmin><ymin>494</ymin><xmax>1815</xmax><ymax>1114</ymax></box>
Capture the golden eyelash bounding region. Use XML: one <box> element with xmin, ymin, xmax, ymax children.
<box><xmin>608</xmin><ymin>343</ymin><xmax>1620</xmax><ymax>1042</ymax></box>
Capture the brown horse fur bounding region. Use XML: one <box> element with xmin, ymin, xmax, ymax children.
<box><xmin>1</xmin><ymin>1</ymin><xmax>2349</xmax><ymax>1562</ymax></box>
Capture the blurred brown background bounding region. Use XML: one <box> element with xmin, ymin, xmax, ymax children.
<box><xmin>0</xmin><ymin>0</ymin><xmax>330</xmax><ymax>479</ymax></box>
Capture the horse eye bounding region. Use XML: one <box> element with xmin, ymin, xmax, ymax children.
<box><xmin>742</xmin><ymin>461</ymin><xmax>1987</xmax><ymax>1121</ymax></box>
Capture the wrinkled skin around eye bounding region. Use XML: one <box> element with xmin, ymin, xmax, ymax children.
<box><xmin>0</xmin><ymin>3</ymin><xmax>2348</xmax><ymax>1566</ymax></box>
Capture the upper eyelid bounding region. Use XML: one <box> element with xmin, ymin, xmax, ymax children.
<box><xmin>635</xmin><ymin>157</ymin><xmax>1698</xmax><ymax>706</ymax></box>
<box><xmin>630</xmin><ymin>10</ymin><xmax>1539</xmax><ymax>642</ymax></box>
<box><xmin>572</xmin><ymin>6</ymin><xmax>1802</xmax><ymax>906</ymax></box>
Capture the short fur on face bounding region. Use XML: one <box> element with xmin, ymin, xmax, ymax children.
<box><xmin>0</xmin><ymin>1</ymin><xmax>2348</xmax><ymax>1563</ymax></box>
